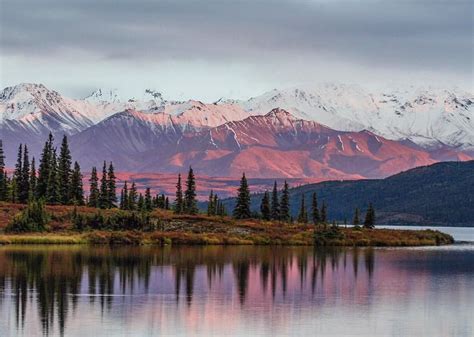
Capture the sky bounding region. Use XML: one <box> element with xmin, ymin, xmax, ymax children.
<box><xmin>0</xmin><ymin>0</ymin><xmax>472</xmax><ymax>101</ymax></box>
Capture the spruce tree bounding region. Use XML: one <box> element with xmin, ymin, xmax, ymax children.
<box><xmin>9</xmin><ymin>178</ymin><xmax>17</xmax><ymax>203</ymax></box>
<box><xmin>363</xmin><ymin>203</ymin><xmax>375</xmax><ymax>229</ymax></box>
<box><xmin>98</xmin><ymin>161</ymin><xmax>109</xmax><ymax>209</ymax></box>
<box><xmin>260</xmin><ymin>190</ymin><xmax>271</xmax><ymax>221</ymax></box>
<box><xmin>29</xmin><ymin>157</ymin><xmax>36</xmax><ymax>200</ymax></box>
<box><xmin>0</xmin><ymin>140</ymin><xmax>6</xmax><ymax>201</ymax></box>
<box><xmin>311</xmin><ymin>192</ymin><xmax>320</xmax><ymax>225</ymax></box>
<box><xmin>174</xmin><ymin>174</ymin><xmax>184</xmax><ymax>214</ymax></box>
<box><xmin>19</xmin><ymin>145</ymin><xmax>30</xmax><ymax>203</ymax></box>
<box><xmin>320</xmin><ymin>201</ymin><xmax>327</xmax><ymax>224</ymax></box>
<box><xmin>144</xmin><ymin>187</ymin><xmax>152</xmax><ymax>211</ymax></box>
<box><xmin>207</xmin><ymin>190</ymin><xmax>215</xmax><ymax>216</ymax></box>
<box><xmin>137</xmin><ymin>193</ymin><xmax>144</xmax><ymax>211</ymax></box>
<box><xmin>107</xmin><ymin>162</ymin><xmax>117</xmax><ymax>207</ymax></box>
<box><xmin>13</xmin><ymin>144</ymin><xmax>23</xmax><ymax>203</ymax></box>
<box><xmin>184</xmin><ymin>167</ymin><xmax>198</xmax><ymax>214</ymax></box>
<box><xmin>212</xmin><ymin>194</ymin><xmax>218</xmax><ymax>215</ymax></box>
<box><xmin>270</xmin><ymin>181</ymin><xmax>280</xmax><ymax>220</ymax></box>
<box><xmin>0</xmin><ymin>171</ymin><xmax>7</xmax><ymax>202</ymax></box>
<box><xmin>128</xmin><ymin>182</ymin><xmax>138</xmax><ymax>210</ymax></box>
<box><xmin>46</xmin><ymin>150</ymin><xmax>61</xmax><ymax>204</ymax></box>
<box><xmin>279</xmin><ymin>181</ymin><xmax>290</xmax><ymax>222</ymax></box>
<box><xmin>353</xmin><ymin>208</ymin><xmax>360</xmax><ymax>227</ymax></box>
<box><xmin>70</xmin><ymin>162</ymin><xmax>84</xmax><ymax>205</ymax></box>
<box><xmin>297</xmin><ymin>194</ymin><xmax>308</xmax><ymax>223</ymax></box>
<box><xmin>233</xmin><ymin>173</ymin><xmax>251</xmax><ymax>219</ymax></box>
<box><xmin>37</xmin><ymin>133</ymin><xmax>54</xmax><ymax>199</ymax></box>
<box><xmin>120</xmin><ymin>181</ymin><xmax>129</xmax><ymax>210</ymax></box>
<box><xmin>165</xmin><ymin>197</ymin><xmax>170</xmax><ymax>210</ymax></box>
<box><xmin>58</xmin><ymin>135</ymin><xmax>72</xmax><ymax>204</ymax></box>
<box><xmin>88</xmin><ymin>167</ymin><xmax>100</xmax><ymax>208</ymax></box>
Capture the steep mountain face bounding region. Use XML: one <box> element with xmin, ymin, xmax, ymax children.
<box><xmin>0</xmin><ymin>83</ymin><xmax>96</xmax><ymax>133</ymax></box>
<box><xmin>69</xmin><ymin>108</ymin><xmax>471</xmax><ymax>179</ymax></box>
<box><xmin>237</xmin><ymin>84</ymin><xmax>474</xmax><ymax>149</ymax></box>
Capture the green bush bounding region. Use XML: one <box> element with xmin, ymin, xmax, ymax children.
<box><xmin>314</xmin><ymin>225</ymin><xmax>345</xmax><ymax>246</ymax></box>
<box><xmin>6</xmin><ymin>200</ymin><xmax>50</xmax><ymax>233</ymax></box>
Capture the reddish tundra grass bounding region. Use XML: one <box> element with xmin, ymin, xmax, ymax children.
<box><xmin>0</xmin><ymin>202</ymin><xmax>453</xmax><ymax>246</ymax></box>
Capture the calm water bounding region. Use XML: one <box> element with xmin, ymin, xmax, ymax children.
<box><xmin>0</xmin><ymin>238</ymin><xmax>473</xmax><ymax>336</ymax></box>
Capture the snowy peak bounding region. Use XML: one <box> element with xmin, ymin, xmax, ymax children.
<box><xmin>265</xmin><ymin>107</ymin><xmax>295</xmax><ymax>119</ymax></box>
<box><xmin>239</xmin><ymin>84</ymin><xmax>474</xmax><ymax>149</ymax></box>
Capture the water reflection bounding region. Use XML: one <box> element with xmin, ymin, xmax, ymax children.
<box><xmin>0</xmin><ymin>245</ymin><xmax>473</xmax><ymax>337</ymax></box>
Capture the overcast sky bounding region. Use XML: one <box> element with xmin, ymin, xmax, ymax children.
<box><xmin>0</xmin><ymin>0</ymin><xmax>472</xmax><ymax>101</ymax></box>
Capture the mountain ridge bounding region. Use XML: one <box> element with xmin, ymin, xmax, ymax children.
<box><xmin>1</xmin><ymin>82</ymin><xmax>473</xmax><ymax>179</ymax></box>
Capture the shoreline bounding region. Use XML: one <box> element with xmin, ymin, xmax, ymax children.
<box><xmin>0</xmin><ymin>228</ymin><xmax>454</xmax><ymax>246</ymax></box>
<box><xmin>0</xmin><ymin>203</ymin><xmax>454</xmax><ymax>247</ymax></box>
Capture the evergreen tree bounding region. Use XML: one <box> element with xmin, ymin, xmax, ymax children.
<box><xmin>19</xmin><ymin>145</ymin><xmax>30</xmax><ymax>203</ymax></box>
<box><xmin>128</xmin><ymin>182</ymin><xmax>138</xmax><ymax>210</ymax></box>
<box><xmin>311</xmin><ymin>192</ymin><xmax>320</xmax><ymax>225</ymax></box>
<box><xmin>46</xmin><ymin>149</ymin><xmax>60</xmax><ymax>204</ymax></box>
<box><xmin>184</xmin><ymin>167</ymin><xmax>198</xmax><ymax>214</ymax></box>
<box><xmin>353</xmin><ymin>208</ymin><xmax>360</xmax><ymax>227</ymax></box>
<box><xmin>363</xmin><ymin>203</ymin><xmax>375</xmax><ymax>229</ymax></box>
<box><xmin>13</xmin><ymin>144</ymin><xmax>23</xmax><ymax>203</ymax></box>
<box><xmin>165</xmin><ymin>197</ymin><xmax>170</xmax><ymax>210</ymax></box>
<box><xmin>70</xmin><ymin>161</ymin><xmax>84</xmax><ymax>205</ymax></box>
<box><xmin>137</xmin><ymin>193</ymin><xmax>144</xmax><ymax>211</ymax></box>
<box><xmin>98</xmin><ymin>161</ymin><xmax>109</xmax><ymax>209</ymax></box>
<box><xmin>233</xmin><ymin>173</ymin><xmax>251</xmax><ymax>219</ymax></box>
<box><xmin>0</xmin><ymin>140</ymin><xmax>6</xmax><ymax>201</ymax></box>
<box><xmin>297</xmin><ymin>194</ymin><xmax>308</xmax><ymax>223</ymax></box>
<box><xmin>279</xmin><ymin>181</ymin><xmax>290</xmax><ymax>222</ymax></box>
<box><xmin>270</xmin><ymin>181</ymin><xmax>280</xmax><ymax>220</ymax></box>
<box><xmin>107</xmin><ymin>162</ymin><xmax>117</xmax><ymax>207</ymax></box>
<box><xmin>320</xmin><ymin>201</ymin><xmax>328</xmax><ymax>224</ymax></box>
<box><xmin>29</xmin><ymin>157</ymin><xmax>36</xmax><ymax>200</ymax></box>
<box><xmin>207</xmin><ymin>190</ymin><xmax>215</xmax><ymax>216</ymax></box>
<box><xmin>37</xmin><ymin>133</ymin><xmax>54</xmax><ymax>199</ymax></box>
<box><xmin>260</xmin><ymin>190</ymin><xmax>271</xmax><ymax>221</ymax></box>
<box><xmin>174</xmin><ymin>174</ymin><xmax>184</xmax><ymax>214</ymax></box>
<box><xmin>212</xmin><ymin>194</ymin><xmax>218</xmax><ymax>215</ymax></box>
<box><xmin>120</xmin><ymin>181</ymin><xmax>129</xmax><ymax>210</ymax></box>
<box><xmin>88</xmin><ymin>167</ymin><xmax>100</xmax><ymax>208</ymax></box>
<box><xmin>9</xmin><ymin>178</ymin><xmax>17</xmax><ymax>203</ymax></box>
<box><xmin>58</xmin><ymin>135</ymin><xmax>72</xmax><ymax>204</ymax></box>
<box><xmin>144</xmin><ymin>187</ymin><xmax>152</xmax><ymax>211</ymax></box>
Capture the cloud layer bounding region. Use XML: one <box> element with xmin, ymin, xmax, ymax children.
<box><xmin>1</xmin><ymin>0</ymin><xmax>472</xmax><ymax>99</ymax></box>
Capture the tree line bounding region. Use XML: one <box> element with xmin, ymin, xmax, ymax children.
<box><xmin>232</xmin><ymin>173</ymin><xmax>375</xmax><ymax>228</ymax></box>
<box><xmin>0</xmin><ymin>135</ymin><xmax>375</xmax><ymax>229</ymax></box>
<box><xmin>0</xmin><ymin>135</ymin><xmax>170</xmax><ymax>214</ymax></box>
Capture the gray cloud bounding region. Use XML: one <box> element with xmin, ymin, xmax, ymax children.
<box><xmin>1</xmin><ymin>0</ymin><xmax>472</xmax><ymax>97</ymax></box>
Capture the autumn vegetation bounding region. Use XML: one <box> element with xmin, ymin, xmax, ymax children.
<box><xmin>0</xmin><ymin>135</ymin><xmax>454</xmax><ymax>246</ymax></box>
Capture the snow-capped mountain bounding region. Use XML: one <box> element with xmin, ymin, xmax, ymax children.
<box><xmin>68</xmin><ymin>108</ymin><xmax>472</xmax><ymax>178</ymax></box>
<box><xmin>236</xmin><ymin>83</ymin><xmax>474</xmax><ymax>149</ymax></box>
<box><xmin>1</xmin><ymin>82</ymin><xmax>473</xmax><ymax>178</ymax></box>
<box><xmin>0</xmin><ymin>83</ymin><xmax>96</xmax><ymax>133</ymax></box>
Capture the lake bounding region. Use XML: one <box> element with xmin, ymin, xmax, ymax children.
<box><xmin>0</xmin><ymin>229</ymin><xmax>473</xmax><ymax>337</ymax></box>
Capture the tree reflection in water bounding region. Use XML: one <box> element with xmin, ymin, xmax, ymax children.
<box><xmin>0</xmin><ymin>246</ymin><xmax>377</xmax><ymax>336</ymax></box>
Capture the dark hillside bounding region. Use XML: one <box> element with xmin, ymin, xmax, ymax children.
<box><xmin>222</xmin><ymin>161</ymin><xmax>474</xmax><ymax>226</ymax></box>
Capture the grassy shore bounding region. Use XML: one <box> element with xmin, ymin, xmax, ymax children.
<box><xmin>0</xmin><ymin>202</ymin><xmax>454</xmax><ymax>246</ymax></box>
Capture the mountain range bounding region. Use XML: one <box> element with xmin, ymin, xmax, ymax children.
<box><xmin>1</xmin><ymin>83</ymin><xmax>473</xmax><ymax>179</ymax></box>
